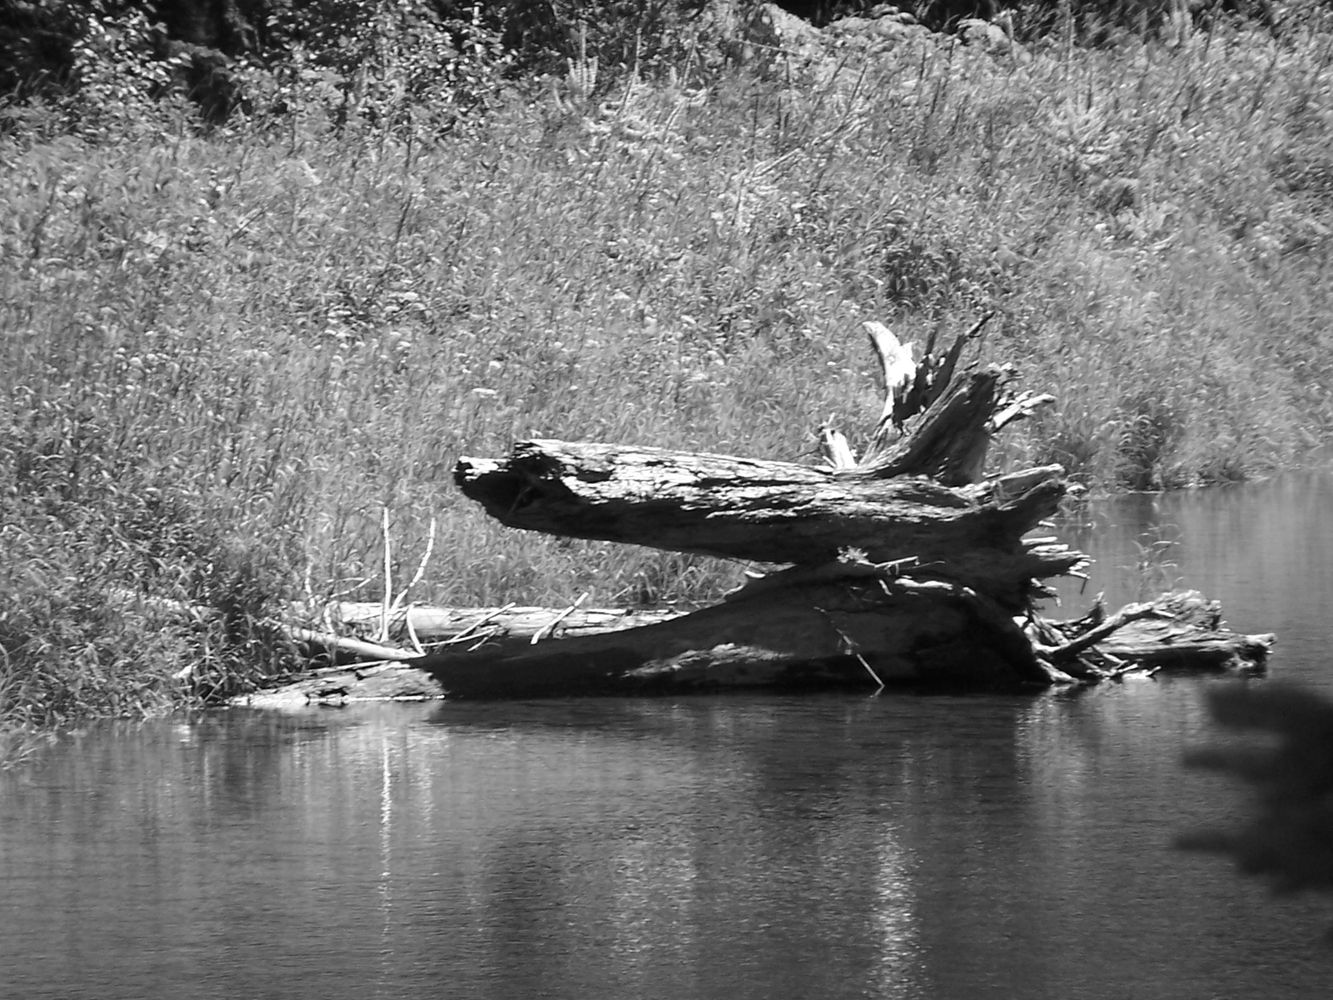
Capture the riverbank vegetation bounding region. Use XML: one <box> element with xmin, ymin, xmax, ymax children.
<box><xmin>3</xmin><ymin>2</ymin><xmax>1332</xmax><ymax>749</ymax></box>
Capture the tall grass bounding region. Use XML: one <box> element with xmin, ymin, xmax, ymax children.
<box><xmin>3</xmin><ymin>16</ymin><xmax>1332</xmax><ymax>738</ymax></box>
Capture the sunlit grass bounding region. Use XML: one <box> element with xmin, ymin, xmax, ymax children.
<box><xmin>2</xmin><ymin>18</ymin><xmax>1332</xmax><ymax>736</ymax></box>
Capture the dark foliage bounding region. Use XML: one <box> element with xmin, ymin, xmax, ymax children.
<box><xmin>0</xmin><ymin>0</ymin><xmax>81</xmax><ymax>97</ymax></box>
<box><xmin>772</xmin><ymin>0</ymin><xmax>1293</xmax><ymax>37</ymax></box>
<box><xmin>1015</xmin><ymin>0</ymin><xmax>1283</xmax><ymax>44</ymax></box>
<box><xmin>770</xmin><ymin>1</ymin><xmax>998</xmax><ymax>30</ymax></box>
<box><xmin>0</xmin><ymin>0</ymin><xmax>722</xmax><ymax>125</ymax></box>
<box><xmin>1</xmin><ymin>1</ymin><xmax>1310</xmax><ymax>130</ymax></box>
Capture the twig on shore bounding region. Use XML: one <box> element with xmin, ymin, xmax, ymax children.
<box><xmin>391</xmin><ymin>516</ymin><xmax>436</xmax><ymax>613</ymax></box>
<box><xmin>283</xmin><ymin>625</ymin><xmax>419</xmax><ymax>663</ymax></box>
<box><xmin>443</xmin><ymin>602</ymin><xmax>517</xmax><ymax>645</ymax></box>
<box><xmin>532</xmin><ymin>592</ymin><xmax>589</xmax><ymax>644</ymax></box>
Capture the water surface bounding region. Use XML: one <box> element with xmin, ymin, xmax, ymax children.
<box><xmin>2</xmin><ymin>472</ymin><xmax>1332</xmax><ymax>999</ymax></box>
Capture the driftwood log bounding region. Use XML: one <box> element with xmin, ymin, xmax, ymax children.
<box><xmin>239</xmin><ymin>319</ymin><xmax>1273</xmax><ymax>705</ymax></box>
<box><xmin>455</xmin><ymin>442</ymin><xmax>1078</xmax><ymax>611</ymax></box>
<box><xmin>242</xmin><ymin>588</ymin><xmax>1271</xmax><ymax>706</ymax></box>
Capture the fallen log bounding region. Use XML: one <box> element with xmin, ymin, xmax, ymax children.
<box><xmin>236</xmin><ymin>319</ymin><xmax>1274</xmax><ymax>704</ymax></box>
<box><xmin>454</xmin><ymin>441</ymin><xmax>1080</xmax><ymax>609</ymax></box>
<box><xmin>311</xmin><ymin>601</ymin><xmax>677</xmax><ymax>652</ymax></box>
<box><xmin>239</xmin><ymin>586</ymin><xmax>1271</xmax><ymax>705</ymax></box>
<box><xmin>411</xmin><ymin>566</ymin><xmax>1062</xmax><ymax>698</ymax></box>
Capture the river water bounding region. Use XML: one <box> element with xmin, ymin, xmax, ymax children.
<box><xmin>2</xmin><ymin>472</ymin><xmax>1332</xmax><ymax>1000</ymax></box>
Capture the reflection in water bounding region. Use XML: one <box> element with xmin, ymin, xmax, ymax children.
<box><xmin>872</xmin><ymin>829</ymin><xmax>920</xmax><ymax>999</ymax></box>
<box><xmin>2</xmin><ymin>472</ymin><xmax>1333</xmax><ymax>1000</ymax></box>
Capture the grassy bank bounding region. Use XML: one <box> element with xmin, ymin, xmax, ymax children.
<box><xmin>3</xmin><ymin>18</ymin><xmax>1332</xmax><ymax>745</ymax></box>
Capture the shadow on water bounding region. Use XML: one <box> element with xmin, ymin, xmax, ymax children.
<box><xmin>2</xmin><ymin>470</ymin><xmax>1333</xmax><ymax>999</ymax></box>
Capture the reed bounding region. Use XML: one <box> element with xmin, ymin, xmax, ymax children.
<box><xmin>2</xmin><ymin>13</ymin><xmax>1331</xmax><ymax>738</ymax></box>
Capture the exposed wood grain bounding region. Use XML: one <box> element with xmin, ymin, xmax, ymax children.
<box><xmin>455</xmin><ymin>439</ymin><xmax>1069</xmax><ymax>607</ymax></box>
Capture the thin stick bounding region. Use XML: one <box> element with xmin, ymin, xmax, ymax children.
<box><xmin>445</xmin><ymin>602</ymin><xmax>517</xmax><ymax>644</ymax></box>
<box><xmin>1042</xmin><ymin>602</ymin><xmax>1157</xmax><ymax>663</ymax></box>
<box><xmin>284</xmin><ymin>625</ymin><xmax>417</xmax><ymax>663</ymax></box>
<box><xmin>467</xmin><ymin>628</ymin><xmax>502</xmax><ymax>652</ymax></box>
<box><xmin>404</xmin><ymin>608</ymin><xmax>425</xmax><ymax>656</ymax></box>
<box><xmin>991</xmin><ymin>391</ymin><xmax>1056</xmax><ymax>432</ymax></box>
<box><xmin>815</xmin><ymin>606</ymin><xmax>884</xmax><ymax>691</ymax></box>
<box><xmin>855</xmin><ymin>652</ymin><xmax>885</xmax><ymax>691</ymax></box>
<box><xmin>380</xmin><ymin>506</ymin><xmax>392</xmax><ymax>643</ymax></box>
<box><xmin>532</xmin><ymin>593</ymin><xmax>589</xmax><ymax>644</ymax></box>
<box><xmin>391</xmin><ymin>517</ymin><xmax>436</xmax><ymax>612</ymax></box>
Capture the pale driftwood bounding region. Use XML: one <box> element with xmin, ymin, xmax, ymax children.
<box><xmin>322</xmin><ymin>602</ymin><xmax>677</xmax><ymax>647</ymax></box>
<box><xmin>455</xmin><ymin>441</ymin><xmax>1072</xmax><ymax>609</ymax></box>
<box><xmin>821</xmin><ymin>426</ymin><xmax>858</xmax><ymax>470</ymax></box>
<box><xmin>453</xmin><ymin>328</ymin><xmax>1066</xmax><ymax>606</ymax></box>
<box><xmin>864</xmin><ymin>321</ymin><xmax>981</xmax><ymax>450</ymax></box>
<box><xmin>1032</xmin><ymin>591</ymin><xmax>1274</xmax><ymax>679</ymax></box>
<box><xmin>284</xmin><ymin>625</ymin><xmax>419</xmax><ymax>663</ymax></box>
<box><xmin>233</xmin><ymin>319</ymin><xmax>1273</xmax><ymax>705</ymax></box>
<box><xmin>250</xmin><ymin>601</ymin><xmax>681</xmax><ymax>705</ymax></box>
<box><xmin>992</xmin><ymin>390</ymin><xmax>1057</xmax><ymax>433</ymax></box>
<box><xmin>1037</xmin><ymin>601</ymin><xmax>1159</xmax><ymax>663</ymax></box>
<box><xmin>856</xmin><ymin>366</ymin><xmax>1001</xmax><ymax>485</ymax></box>
<box><xmin>452</xmin><ymin>326</ymin><xmax>1061</xmax><ymax>595</ymax></box>
<box><xmin>1103</xmin><ymin>621</ymin><xmax>1274</xmax><ymax>671</ymax></box>
<box><xmin>863</xmin><ymin>320</ymin><xmax>919</xmax><ymax>433</ymax></box>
